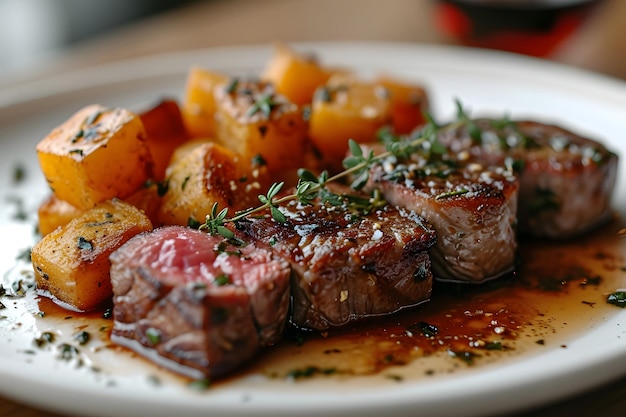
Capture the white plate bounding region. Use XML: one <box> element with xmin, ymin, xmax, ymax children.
<box><xmin>1</xmin><ymin>42</ymin><xmax>625</xmax><ymax>417</ymax></box>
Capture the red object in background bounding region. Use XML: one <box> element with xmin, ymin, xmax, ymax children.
<box><xmin>434</xmin><ymin>0</ymin><xmax>599</xmax><ymax>57</ymax></box>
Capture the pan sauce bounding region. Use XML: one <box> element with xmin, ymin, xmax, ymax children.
<box><xmin>32</xmin><ymin>218</ymin><xmax>625</xmax><ymax>385</ymax></box>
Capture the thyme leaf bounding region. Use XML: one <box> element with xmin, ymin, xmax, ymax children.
<box><xmin>607</xmin><ymin>291</ymin><xmax>626</xmax><ymax>308</ymax></box>
<box><xmin>246</xmin><ymin>93</ymin><xmax>280</xmax><ymax>119</ymax></box>
<box><xmin>198</xmin><ymin>104</ymin><xmax>481</xmax><ymax>236</ymax></box>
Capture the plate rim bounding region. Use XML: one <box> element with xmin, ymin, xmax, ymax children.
<box><xmin>0</xmin><ymin>41</ymin><xmax>625</xmax><ymax>417</ymax></box>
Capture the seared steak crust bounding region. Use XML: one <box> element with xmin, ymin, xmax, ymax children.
<box><xmin>109</xmin><ymin>226</ymin><xmax>291</xmax><ymax>379</ymax></box>
<box><xmin>438</xmin><ymin>119</ymin><xmax>618</xmax><ymax>238</ymax></box>
<box><xmin>237</xmin><ymin>185</ymin><xmax>437</xmax><ymax>330</ymax></box>
<box><xmin>368</xmin><ymin>151</ymin><xmax>519</xmax><ymax>284</ymax></box>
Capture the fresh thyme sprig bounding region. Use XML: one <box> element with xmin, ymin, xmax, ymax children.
<box><xmin>454</xmin><ymin>99</ymin><xmax>482</xmax><ymax>143</ymax></box>
<box><xmin>200</xmin><ymin>130</ymin><xmax>433</xmax><ymax>238</ymax></box>
<box><xmin>200</xmin><ymin>101</ymin><xmax>500</xmax><ymax>238</ymax></box>
<box><xmin>246</xmin><ymin>93</ymin><xmax>281</xmax><ymax>118</ymax></box>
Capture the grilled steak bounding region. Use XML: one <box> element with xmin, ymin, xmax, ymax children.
<box><xmin>438</xmin><ymin>119</ymin><xmax>618</xmax><ymax>238</ymax></box>
<box><xmin>109</xmin><ymin>225</ymin><xmax>291</xmax><ymax>379</ymax></box>
<box><xmin>236</xmin><ymin>184</ymin><xmax>437</xmax><ymax>331</ymax></box>
<box><xmin>367</xmin><ymin>144</ymin><xmax>519</xmax><ymax>284</ymax></box>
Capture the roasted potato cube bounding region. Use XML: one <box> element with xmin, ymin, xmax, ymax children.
<box><xmin>38</xmin><ymin>195</ymin><xmax>83</xmax><ymax>237</ymax></box>
<box><xmin>377</xmin><ymin>76</ymin><xmax>429</xmax><ymax>134</ymax></box>
<box><xmin>158</xmin><ymin>142</ymin><xmax>267</xmax><ymax>227</ymax></box>
<box><xmin>214</xmin><ymin>80</ymin><xmax>308</xmax><ymax>172</ymax></box>
<box><xmin>262</xmin><ymin>43</ymin><xmax>332</xmax><ymax>105</ymax></box>
<box><xmin>309</xmin><ymin>77</ymin><xmax>392</xmax><ymax>162</ymax></box>
<box><xmin>139</xmin><ymin>99</ymin><xmax>189</xmax><ymax>180</ymax></box>
<box><xmin>38</xmin><ymin>185</ymin><xmax>163</xmax><ymax>236</ymax></box>
<box><xmin>36</xmin><ymin>104</ymin><xmax>153</xmax><ymax>210</ymax></box>
<box><xmin>32</xmin><ymin>199</ymin><xmax>153</xmax><ymax>311</ymax></box>
<box><xmin>181</xmin><ymin>67</ymin><xmax>228</xmax><ymax>138</ymax></box>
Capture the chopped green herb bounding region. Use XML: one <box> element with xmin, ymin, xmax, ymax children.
<box><xmin>16</xmin><ymin>247</ymin><xmax>31</xmax><ymax>262</ymax></box>
<box><xmin>607</xmin><ymin>291</ymin><xmax>626</xmax><ymax>308</ymax></box>
<box><xmin>77</xmin><ymin>236</ymin><xmax>93</xmax><ymax>251</ymax></box>
<box><xmin>102</xmin><ymin>308</ymin><xmax>113</xmax><ymax>319</ymax></box>
<box><xmin>413</xmin><ymin>263</ymin><xmax>429</xmax><ymax>283</ymax></box>
<box><xmin>11</xmin><ymin>280</ymin><xmax>26</xmax><ymax>297</ymax></box>
<box><xmin>147</xmin><ymin>375</ymin><xmax>162</xmax><ymax>386</ymax></box>
<box><xmin>145</xmin><ymin>327</ymin><xmax>161</xmax><ymax>345</ymax></box>
<box><xmin>70</xmin><ymin>129</ymin><xmax>84</xmax><ymax>143</ymax></box>
<box><xmin>13</xmin><ymin>164</ymin><xmax>26</xmax><ymax>184</ymax></box>
<box><xmin>435</xmin><ymin>188</ymin><xmax>469</xmax><ymax>200</ymax></box>
<box><xmin>157</xmin><ymin>179</ymin><xmax>169</xmax><ymax>196</ymax></box>
<box><xmin>314</xmin><ymin>86</ymin><xmax>332</xmax><ymax>103</ymax></box>
<box><xmin>447</xmin><ymin>349</ymin><xmax>479</xmax><ymax>365</ymax></box>
<box><xmin>504</xmin><ymin>156</ymin><xmax>525</xmax><ymax>174</ymax></box>
<box><xmin>484</xmin><ymin>341</ymin><xmax>503</xmax><ymax>350</ymax></box>
<box><xmin>85</xmin><ymin>109</ymin><xmax>103</xmax><ymax>126</ymax></box>
<box><xmin>251</xmin><ymin>154</ymin><xmax>267</xmax><ymax>167</ymax></box>
<box><xmin>214</xmin><ymin>274</ymin><xmax>230</xmax><ymax>286</ymax></box>
<box><xmin>58</xmin><ymin>343</ymin><xmax>79</xmax><ymax>361</ymax></box>
<box><xmin>34</xmin><ymin>332</ymin><xmax>55</xmax><ymax>347</ymax></box>
<box><xmin>246</xmin><ymin>93</ymin><xmax>280</xmax><ymax>119</ymax></box>
<box><xmin>528</xmin><ymin>187</ymin><xmax>560</xmax><ymax>214</ymax></box>
<box><xmin>68</xmin><ymin>149</ymin><xmax>84</xmax><ymax>157</ymax></box>
<box><xmin>188</xmin><ymin>216</ymin><xmax>202</xmax><ymax>229</ymax></box>
<box><xmin>181</xmin><ymin>175</ymin><xmax>190</xmax><ymax>191</ymax></box>
<box><xmin>225</xmin><ymin>77</ymin><xmax>239</xmax><ymax>94</ymax></box>
<box><xmin>73</xmin><ymin>331</ymin><xmax>91</xmax><ymax>345</ymax></box>
<box><xmin>188</xmin><ymin>379</ymin><xmax>211</xmax><ymax>390</ymax></box>
<box><xmin>85</xmin><ymin>221</ymin><xmax>115</xmax><ymax>229</ymax></box>
<box><xmin>407</xmin><ymin>321</ymin><xmax>438</xmax><ymax>338</ymax></box>
<box><xmin>6</xmin><ymin>195</ymin><xmax>28</xmax><ymax>221</ymax></box>
<box><xmin>144</xmin><ymin>179</ymin><xmax>169</xmax><ymax>197</ymax></box>
<box><xmin>287</xmin><ymin>366</ymin><xmax>336</xmax><ymax>379</ymax></box>
<box><xmin>190</xmin><ymin>282</ymin><xmax>207</xmax><ymax>291</ymax></box>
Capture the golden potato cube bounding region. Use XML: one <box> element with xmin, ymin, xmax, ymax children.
<box><xmin>38</xmin><ymin>195</ymin><xmax>83</xmax><ymax>237</ymax></box>
<box><xmin>32</xmin><ymin>199</ymin><xmax>153</xmax><ymax>311</ymax></box>
<box><xmin>181</xmin><ymin>67</ymin><xmax>228</xmax><ymax>138</ymax></box>
<box><xmin>36</xmin><ymin>104</ymin><xmax>153</xmax><ymax>210</ymax></box>
<box><xmin>158</xmin><ymin>142</ymin><xmax>267</xmax><ymax>227</ymax></box>
<box><xmin>309</xmin><ymin>77</ymin><xmax>392</xmax><ymax>162</ymax></box>
<box><xmin>139</xmin><ymin>99</ymin><xmax>190</xmax><ymax>181</ymax></box>
<box><xmin>377</xmin><ymin>76</ymin><xmax>429</xmax><ymax>134</ymax></box>
<box><xmin>214</xmin><ymin>79</ymin><xmax>308</xmax><ymax>172</ymax></box>
<box><xmin>262</xmin><ymin>43</ymin><xmax>332</xmax><ymax>105</ymax></box>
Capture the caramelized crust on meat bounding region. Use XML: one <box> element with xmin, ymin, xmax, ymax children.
<box><xmin>237</xmin><ymin>185</ymin><xmax>437</xmax><ymax>330</ymax></box>
<box><xmin>109</xmin><ymin>226</ymin><xmax>291</xmax><ymax>379</ymax></box>
<box><xmin>439</xmin><ymin>119</ymin><xmax>618</xmax><ymax>238</ymax></box>
<box><xmin>368</xmin><ymin>152</ymin><xmax>519</xmax><ymax>284</ymax></box>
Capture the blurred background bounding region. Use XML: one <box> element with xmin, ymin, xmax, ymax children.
<box><xmin>0</xmin><ymin>0</ymin><xmax>201</xmax><ymax>76</ymax></box>
<box><xmin>1</xmin><ymin>1</ymin><xmax>625</xmax><ymax>417</ymax></box>
<box><xmin>1</xmin><ymin>0</ymin><xmax>625</xmax><ymax>89</ymax></box>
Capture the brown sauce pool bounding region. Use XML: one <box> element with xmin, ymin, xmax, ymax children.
<box><xmin>30</xmin><ymin>218</ymin><xmax>626</xmax><ymax>385</ymax></box>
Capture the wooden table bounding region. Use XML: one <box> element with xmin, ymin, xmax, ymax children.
<box><xmin>1</xmin><ymin>0</ymin><xmax>625</xmax><ymax>416</ymax></box>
